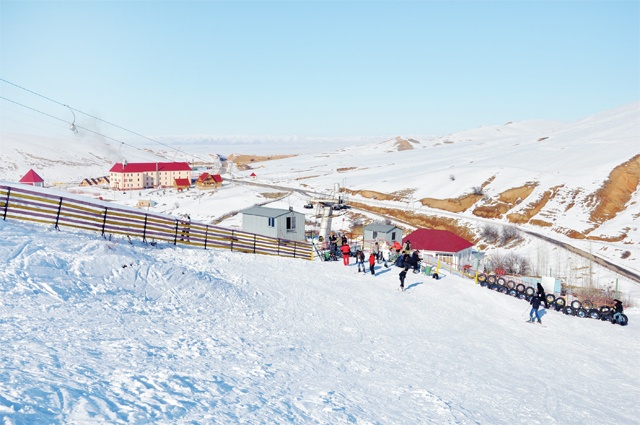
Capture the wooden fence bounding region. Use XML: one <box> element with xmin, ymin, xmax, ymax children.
<box><xmin>0</xmin><ymin>184</ymin><xmax>313</xmax><ymax>261</ymax></box>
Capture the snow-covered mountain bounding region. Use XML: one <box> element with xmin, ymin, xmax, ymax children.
<box><xmin>1</xmin><ymin>102</ymin><xmax>639</xmax><ymax>424</ymax></box>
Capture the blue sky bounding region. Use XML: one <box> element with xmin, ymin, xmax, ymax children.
<box><xmin>1</xmin><ymin>0</ymin><xmax>638</xmax><ymax>138</ymax></box>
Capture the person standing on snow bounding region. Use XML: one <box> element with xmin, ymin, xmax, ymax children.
<box><xmin>340</xmin><ymin>243</ymin><xmax>351</xmax><ymax>266</ymax></box>
<box><xmin>399</xmin><ymin>267</ymin><xmax>408</xmax><ymax>291</ymax></box>
<box><xmin>355</xmin><ymin>249</ymin><xmax>365</xmax><ymax>272</ymax></box>
<box><xmin>528</xmin><ymin>295</ymin><xmax>543</xmax><ymax>324</ymax></box>
<box><xmin>372</xmin><ymin>242</ymin><xmax>381</xmax><ymax>263</ymax></box>
<box><xmin>369</xmin><ymin>252</ymin><xmax>376</xmax><ymax>275</ymax></box>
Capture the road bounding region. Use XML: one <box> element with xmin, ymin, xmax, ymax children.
<box><xmin>226</xmin><ymin>177</ymin><xmax>640</xmax><ymax>285</ymax></box>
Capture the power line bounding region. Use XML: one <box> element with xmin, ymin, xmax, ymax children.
<box><xmin>0</xmin><ymin>78</ymin><xmax>216</xmax><ymax>164</ymax></box>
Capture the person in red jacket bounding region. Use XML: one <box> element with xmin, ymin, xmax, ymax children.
<box><xmin>340</xmin><ymin>243</ymin><xmax>351</xmax><ymax>266</ymax></box>
<box><xmin>369</xmin><ymin>252</ymin><xmax>376</xmax><ymax>275</ymax></box>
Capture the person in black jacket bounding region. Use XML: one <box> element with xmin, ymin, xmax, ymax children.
<box><xmin>399</xmin><ymin>267</ymin><xmax>408</xmax><ymax>291</ymax></box>
<box><xmin>536</xmin><ymin>282</ymin><xmax>548</xmax><ymax>308</ymax></box>
<box><xmin>528</xmin><ymin>295</ymin><xmax>543</xmax><ymax>323</ymax></box>
<box><xmin>611</xmin><ymin>299</ymin><xmax>624</xmax><ymax>324</ymax></box>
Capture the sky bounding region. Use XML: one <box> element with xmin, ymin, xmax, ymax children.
<box><xmin>0</xmin><ymin>0</ymin><xmax>639</xmax><ymax>139</ymax></box>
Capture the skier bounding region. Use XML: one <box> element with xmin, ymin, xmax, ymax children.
<box><xmin>355</xmin><ymin>249</ymin><xmax>365</xmax><ymax>272</ymax></box>
<box><xmin>399</xmin><ymin>267</ymin><xmax>408</xmax><ymax>291</ymax></box>
<box><xmin>611</xmin><ymin>299</ymin><xmax>624</xmax><ymax>324</ymax></box>
<box><xmin>369</xmin><ymin>252</ymin><xmax>376</xmax><ymax>275</ymax></box>
<box><xmin>528</xmin><ymin>295</ymin><xmax>543</xmax><ymax>324</ymax></box>
<box><xmin>340</xmin><ymin>243</ymin><xmax>351</xmax><ymax>266</ymax></box>
<box><xmin>536</xmin><ymin>282</ymin><xmax>548</xmax><ymax>308</ymax></box>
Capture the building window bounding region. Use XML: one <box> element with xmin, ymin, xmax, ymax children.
<box><xmin>372</xmin><ymin>231</ymin><xmax>378</xmax><ymax>239</ymax></box>
<box><xmin>268</xmin><ymin>217</ymin><xmax>275</xmax><ymax>227</ymax></box>
<box><xmin>391</xmin><ymin>231</ymin><xmax>396</xmax><ymax>241</ymax></box>
<box><xmin>286</xmin><ymin>216</ymin><xmax>296</xmax><ymax>231</ymax></box>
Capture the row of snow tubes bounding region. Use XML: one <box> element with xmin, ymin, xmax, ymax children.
<box><xmin>477</xmin><ymin>274</ymin><xmax>628</xmax><ymax>325</ymax></box>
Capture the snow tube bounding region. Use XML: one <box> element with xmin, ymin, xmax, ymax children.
<box><xmin>525</xmin><ymin>287</ymin><xmax>535</xmax><ymax>296</ymax></box>
<box><xmin>576</xmin><ymin>308</ymin><xmax>587</xmax><ymax>318</ymax></box>
<box><xmin>498</xmin><ymin>285</ymin><xmax>508</xmax><ymax>294</ymax></box>
<box><xmin>563</xmin><ymin>306</ymin><xmax>575</xmax><ymax>316</ymax></box>
<box><xmin>588</xmin><ymin>309</ymin><xmax>601</xmax><ymax>320</ymax></box>
<box><xmin>478</xmin><ymin>273</ymin><xmax>487</xmax><ymax>283</ymax></box>
<box><xmin>487</xmin><ymin>275</ymin><xmax>497</xmax><ymax>284</ymax></box>
<box><xmin>571</xmin><ymin>300</ymin><xmax>582</xmax><ymax>310</ymax></box>
<box><xmin>555</xmin><ymin>297</ymin><xmax>566</xmax><ymax>307</ymax></box>
<box><xmin>601</xmin><ymin>312</ymin><xmax>612</xmax><ymax>321</ymax></box>
<box><xmin>508</xmin><ymin>288</ymin><xmax>518</xmax><ymax>297</ymax></box>
<box><xmin>617</xmin><ymin>314</ymin><xmax>629</xmax><ymax>326</ymax></box>
<box><xmin>599</xmin><ymin>306</ymin><xmax>611</xmax><ymax>314</ymax></box>
<box><xmin>518</xmin><ymin>292</ymin><xmax>527</xmax><ymax>300</ymax></box>
<box><xmin>497</xmin><ymin>277</ymin><xmax>506</xmax><ymax>286</ymax></box>
<box><xmin>516</xmin><ymin>283</ymin><xmax>526</xmax><ymax>293</ymax></box>
<box><xmin>479</xmin><ymin>279</ymin><xmax>489</xmax><ymax>288</ymax></box>
<box><xmin>505</xmin><ymin>280</ymin><xmax>515</xmax><ymax>289</ymax></box>
<box><xmin>490</xmin><ymin>283</ymin><xmax>499</xmax><ymax>291</ymax></box>
<box><xmin>545</xmin><ymin>294</ymin><xmax>556</xmax><ymax>305</ymax></box>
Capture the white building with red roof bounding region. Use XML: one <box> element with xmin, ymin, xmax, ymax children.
<box><xmin>108</xmin><ymin>161</ymin><xmax>192</xmax><ymax>190</ymax></box>
<box><xmin>19</xmin><ymin>169</ymin><xmax>45</xmax><ymax>187</ymax></box>
<box><xmin>403</xmin><ymin>228</ymin><xmax>475</xmax><ymax>268</ymax></box>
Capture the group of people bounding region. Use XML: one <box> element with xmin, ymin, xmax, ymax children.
<box><xmin>527</xmin><ymin>282</ymin><xmax>625</xmax><ymax>325</ymax></box>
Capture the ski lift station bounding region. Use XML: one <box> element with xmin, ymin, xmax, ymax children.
<box><xmin>241</xmin><ymin>206</ymin><xmax>306</xmax><ymax>242</ymax></box>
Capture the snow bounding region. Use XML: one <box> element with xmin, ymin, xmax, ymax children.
<box><xmin>1</xmin><ymin>101</ymin><xmax>639</xmax><ymax>423</ymax></box>
<box><xmin>1</xmin><ymin>219</ymin><xmax>638</xmax><ymax>424</ymax></box>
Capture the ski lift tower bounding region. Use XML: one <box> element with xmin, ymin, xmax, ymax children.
<box><xmin>317</xmin><ymin>183</ymin><xmax>347</xmax><ymax>241</ymax></box>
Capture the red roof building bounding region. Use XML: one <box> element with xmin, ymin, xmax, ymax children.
<box><xmin>403</xmin><ymin>228</ymin><xmax>475</xmax><ymax>268</ymax></box>
<box><xmin>108</xmin><ymin>161</ymin><xmax>192</xmax><ymax>190</ymax></box>
<box><xmin>19</xmin><ymin>169</ymin><xmax>45</xmax><ymax>187</ymax></box>
<box><xmin>173</xmin><ymin>178</ymin><xmax>191</xmax><ymax>191</ymax></box>
<box><xmin>195</xmin><ymin>172</ymin><xmax>223</xmax><ymax>189</ymax></box>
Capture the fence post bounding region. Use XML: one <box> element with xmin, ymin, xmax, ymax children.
<box><xmin>173</xmin><ymin>220</ymin><xmax>179</xmax><ymax>245</ymax></box>
<box><xmin>253</xmin><ymin>234</ymin><xmax>257</xmax><ymax>253</ymax></box>
<box><xmin>2</xmin><ymin>187</ymin><xmax>10</xmax><ymax>221</ymax></box>
<box><xmin>230</xmin><ymin>230</ymin><xmax>235</xmax><ymax>251</ymax></box>
<box><xmin>293</xmin><ymin>241</ymin><xmax>297</xmax><ymax>259</ymax></box>
<box><xmin>101</xmin><ymin>207</ymin><xmax>108</xmax><ymax>236</ymax></box>
<box><xmin>54</xmin><ymin>197</ymin><xmax>63</xmax><ymax>230</ymax></box>
<box><xmin>142</xmin><ymin>214</ymin><xmax>148</xmax><ymax>242</ymax></box>
<box><xmin>277</xmin><ymin>239</ymin><xmax>281</xmax><ymax>256</ymax></box>
<box><xmin>204</xmin><ymin>225</ymin><xmax>209</xmax><ymax>250</ymax></box>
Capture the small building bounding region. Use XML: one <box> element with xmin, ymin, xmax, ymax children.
<box><xmin>403</xmin><ymin>228</ymin><xmax>474</xmax><ymax>268</ymax></box>
<box><xmin>195</xmin><ymin>172</ymin><xmax>223</xmax><ymax>189</ymax></box>
<box><xmin>19</xmin><ymin>169</ymin><xmax>45</xmax><ymax>187</ymax></box>
<box><xmin>109</xmin><ymin>161</ymin><xmax>192</xmax><ymax>190</ymax></box>
<box><xmin>250</xmin><ymin>172</ymin><xmax>257</xmax><ymax>179</ymax></box>
<box><xmin>174</xmin><ymin>178</ymin><xmax>191</xmax><ymax>191</ymax></box>
<box><xmin>241</xmin><ymin>206</ymin><xmax>306</xmax><ymax>242</ymax></box>
<box><xmin>363</xmin><ymin>223</ymin><xmax>402</xmax><ymax>245</ymax></box>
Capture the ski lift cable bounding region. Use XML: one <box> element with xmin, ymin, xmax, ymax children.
<box><xmin>0</xmin><ymin>95</ymin><xmax>151</xmax><ymax>155</ymax></box>
<box><xmin>0</xmin><ymin>78</ymin><xmax>211</xmax><ymax>164</ymax></box>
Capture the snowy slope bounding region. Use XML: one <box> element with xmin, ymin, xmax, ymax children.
<box><xmin>0</xmin><ymin>219</ymin><xmax>638</xmax><ymax>424</ymax></box>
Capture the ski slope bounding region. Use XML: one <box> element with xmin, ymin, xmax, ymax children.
<box><xmin>0</xmin><ymin>219</ymin><xmax>638</xmax><ymax>424</ymax></box>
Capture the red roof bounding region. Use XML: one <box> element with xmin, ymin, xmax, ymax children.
<box><xmin>196</xmin><ymin>173</ymin><xmax>222</xmax><ymax>183</ymax></box>
<box><xmin>174</xmin><ymin>178</ymin><xmax>191</xmax><ymax>187</ymax></box>
<box><xmin>109</xmin><ymin>162</ymin><xmax>191</xmax><ymax>173</ymax></box>
<box><xmin>19</xmin><ymin>169</ymin><xmax>44</xmax><ymax>184</ymax></box>
<box><xmin>403</xmin><ymin>229</ymin><xmax>473</xmax><ymax>253</ymax></box>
